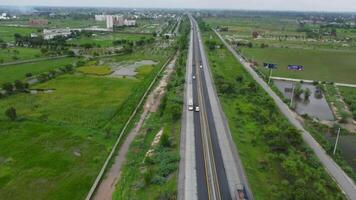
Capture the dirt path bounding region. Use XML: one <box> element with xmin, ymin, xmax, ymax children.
<box><xmin>92</xmin><ymin>56</ymin><xmax>176</xmax><ymax>200</ymax></box>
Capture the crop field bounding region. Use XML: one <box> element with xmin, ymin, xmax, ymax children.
<box><xmin>240</xmin><ymin>47</ymin><xmax>356</xmax><ymax>84</ymax></box>
<box><xmin>0</xmin><ymin>57</ymin><xmax>79</xmax><ymax>85</ymax></box>
<box><xmin>0</xmin><ymin>47</ymin><xmax>43</xmax><ymax>63</ymax></box>
<box><xmin>0</xmin><ymin>26</ymin><xmax>39</xmax><ymax>42</ymax></box>
<box><xmin>201</xmin><ymin>26</ymin><xmax>344</xmax><ymax>199</ymax></box>
<box><xmin>0</xmin><ymin>44</ymin><xmax>173</xmax><ymax>199</ymax></box>
<box><xmin>68</xmin><ymin>32</ymin><xmax>152</xmax><ymax>47</ymax></box>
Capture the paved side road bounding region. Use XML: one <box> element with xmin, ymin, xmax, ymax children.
<box><xmin>271</xmin><ymin>76</ymin><xmax>356</xmax><ymax>88</ymax></box>
<box><xmin>214</xmin><ymin>29</ymin><xmax>356</xmax><ymax>200</ymax></box>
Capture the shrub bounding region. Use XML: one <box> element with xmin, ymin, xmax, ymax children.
<box><xmin>160</xmin><ymin>132</ymin><xmax>171</xmax><ymax>147</ymax></box>
<box><xmin>2</xmin><ymin>82</ymin><xmax>13</xmax><ymax>93</ymax></box>
<box><xmin>25</xmin><ymin>72</ymin><xmax>33</xmax><ymax>78</ymax></box>
<box><xmin>5</xmin><ymin>107</ymin><xmax>17</xmax><ymax>121</ymax></box>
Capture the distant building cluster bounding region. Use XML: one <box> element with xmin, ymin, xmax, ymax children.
<box><xmin>43</xmin><ymin>28</ymin><xmax>71</xmax><ymax>40</ymax></box>
<box><xmin>0</xmin><ymin>13</ymin><xmax>17</xmax><ymax>20</ymax></box>
<box><xmin>29</xmin><ymin>19</ymin><xmax>48</xmax><ymax>26</ymax></box>
<box><xmin>95</xmin><ymin>14</ymin><xmax>136</xmax><ymax>29</ymax></box>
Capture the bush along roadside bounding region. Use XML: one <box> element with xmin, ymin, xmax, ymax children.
<box><xmin>199</xmin><ymin>24</ymin><xmax>345</xmax><ymax>199</ymax></box>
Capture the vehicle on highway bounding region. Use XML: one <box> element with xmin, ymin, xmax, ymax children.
<box><xmin>235</xmin><ymin>184</ymin><xmax>248</xmax><ymax>200</ymax></box>
<box><xmin>188</xmin><ymin>99</ymin><xmax>194</xmax><ymax>111</ymax></box>
<box><xmin>192</xmin><ymin>75</ymin><xmax>196</xmax><ymax>80</ymax></box>
<box><xmin>199</xmin><ymin>65</ymin><xmax>203</xmax><ymax>69</ymax></box>
<box><xmin>195</xmin><ymin>106</ymin><xmax>200</xmax><ymax>112</ymax></box>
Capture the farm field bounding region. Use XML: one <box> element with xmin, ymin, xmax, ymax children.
<box><xmin>0</xmin><ymin>57</ymin><xmax>79</xmax><ymax>85</ymax></box>
<box><xmin>201</xmin><ymin>25</ymin><xmax>344</xmax><ymax>199</ymax></box>
<box><xmin>0</xmin><ymin>47</ymin><xmax>44</xmax><ymax>63</ymax></box>
<box><xmin>240</xmin><ymin>47</ymin><xmax>356</xmax><ymax>84</ymax></box>
<box><xmin>0</xmin><ymin>48</ymin><xmax>171</xmax><ymax>199</ymax></box>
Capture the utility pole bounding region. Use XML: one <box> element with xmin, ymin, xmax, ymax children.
<box><xmin>333</xmin><ymin>128</ymin><xmax>341</xmax><ymax>155</ymax></box>
<box><xmin>268</xmin><ymin>68</ymin><xmax>273</xmax><ymax>84</ymax></box>
<box><xmin>290</xmin><ymin>82</ymin><xmax>295</xmax><ymax>107</ymax></box>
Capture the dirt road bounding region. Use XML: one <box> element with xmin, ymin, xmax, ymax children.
<box><xmin>92</xmin><ymin>56</ymin><xmax>176</xmax><ymax>200</ymax></box>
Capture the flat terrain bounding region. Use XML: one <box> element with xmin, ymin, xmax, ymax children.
<box><xmin>0</xmin><ymin>57</ymin><xmax>79</xmax><ymax>85</ymax></box>
<box><xmin>241</xmin><ymin>47</ymin><xmax>356</xmax><ymax>84</ymax></box>
<box><xmin>0</xmin><ymin>26</ymin><xmax>38</xmax><ymax>42</ymax></box>
<box><xmin>204</xmin><ymin>16</ymin><xmax>356</xmax><ymax>84</ymax></box>
<box><xmin>0</xmin><ymin>48</ymin><xmax>172</xmax><ymax>199</ymax></box>
<box><xmin>0</xmin><ymin>47</ymin><xmax>44</xmax><ymax>63</ymax></box>
<box><xmin>68</xmin><ymin>32</ymin><xmax>152</xmax><ymax>47</ymax></box>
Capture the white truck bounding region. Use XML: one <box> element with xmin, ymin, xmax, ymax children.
<box><xmin>188</xmin><ymin>99</ymin><xmax>194</xmax><ymax>111</ymax></box>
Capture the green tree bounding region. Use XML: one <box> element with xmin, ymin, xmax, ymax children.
<box><xmin>294</xmin><ymin>83</ymin><xmax>303</xmax><ymax>98</ymax></box>
<box><xmin>304</xmin><ymin>88</ymin><xmax>311</xmax><ymax>99</ymax></box>
<box><xmin>2</xmin><ymin>82</ymin><xmax>13</xmax><ymax>93</ymax></box>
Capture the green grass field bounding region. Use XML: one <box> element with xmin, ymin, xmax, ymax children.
<box><xmin>0</xmin><ymin>47</ymin><xmax>43</xmax><ymax>63</ymax></box>
<box><xmin>0</xmin><ymin>57</ymin><xmax>79</xmax><ymax>85</ymax></box>
<box><xmin>0</xmin><ymin>47</ymin><xmax>171</xmax><ymax>199</ymax></box>
<box><xmin>0</xmin><ymin>26</ymin><xmax>39</xmax><ymax>42</ymax></box>
<box><xmin>204</xmin><ymin>16</ymin><xmax>356</xmax><ymax>84</ymax></box>
<box><xmin>240</xmin><ymin>47</ymin><xmax>356</xmax><ymax>84</ymax></box>
<box><xmin>202</xmin><ymin>28</ymin><xmax>344</xmax><ymax>199</ymax></box>
<box><xmin>68</xmin><ymin>33</ymin><xmax>152</xmax><ymax>47</ymax></box>
<box><xmin>0</xmin><ymin>75</ymin><xmax>139</xmax><ymax>199</ymax></box>
<box><xmin>76</xmin><ymin>65</ymin><xmax>113</xmax><ymax>76</ymax></box>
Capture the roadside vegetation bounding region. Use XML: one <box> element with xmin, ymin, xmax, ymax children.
<box><xmin>302</xmin><ymin>117</ymin><xmax>356</xmax><ymax>182</ymax></box>
<box><xmin>113</xmin><ymin>16</ymin><xmax>189</xmax><ymax>200</ymax></box>
<box><xmin>0</xmin><ymin>36</ymin><xmax>174</xmax><ymax>199</ymax></box>
<box><xmin>339</xmin><ymin>87</ymin><xmax>356</xmax><ymax>120</ymax></box>
<box><xmin>199</xmin><ymin>19</ymin><xmax>345</xmax><ymax>199</ymax></box>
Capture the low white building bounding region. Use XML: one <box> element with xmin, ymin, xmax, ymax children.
<box><xmin>0</xmin><ymin>13</ymin><xmax>10</xmax><ymax>20</ymax></box>
<box><xmin>43</xmin><ymin>28</ymin><xmax>72</xmax><ymax>40</ymax></box>
<box><xmin>124</xmin><ymin>19</ymin><xmax>136</xmax><ymax>26</ymax></box>
<box><xmin>95</xmin><ymin>15</ymin><xmax>107</xmax><ymax>21</ymax></box>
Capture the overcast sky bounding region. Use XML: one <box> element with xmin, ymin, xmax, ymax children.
<box><xmin>1</xmin><ymin>0</ymin><xmax>356</xmax><ymax>12</ymax></box>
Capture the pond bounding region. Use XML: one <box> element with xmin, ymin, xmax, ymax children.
<box><xmin>110</xmin><ymin>60</ymin><xmax>157</xmax><ymax>77</ymax></box>
<box><xmin>273</xmin><ymin>80</ymin><xmax>334</xmax><ymax>121</ymax></box>
<box><xmin>325</xmin><ymin>131</ymin><xmax>356</xmax><ymax>171</ymax></box>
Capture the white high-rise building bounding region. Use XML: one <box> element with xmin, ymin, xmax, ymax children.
<box><xmin>115</xmin><ymin>15</ymin><xmax>124</xmax><ymax>26</ymax></box>
<box><xmin>106</xmin><ymin>15</ymin><xmax>114</xmax><ymax>29</ymax></box>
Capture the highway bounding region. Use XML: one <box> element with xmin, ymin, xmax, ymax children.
<box><xmin>178</xmin><ymin>16</ymin><xmax>254</xmax><ymax>200</ymax></box>
<box><xmin>214</xmin><ymin>29</ymin><xmax>356</xmax><ymax>200</ymax></box>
